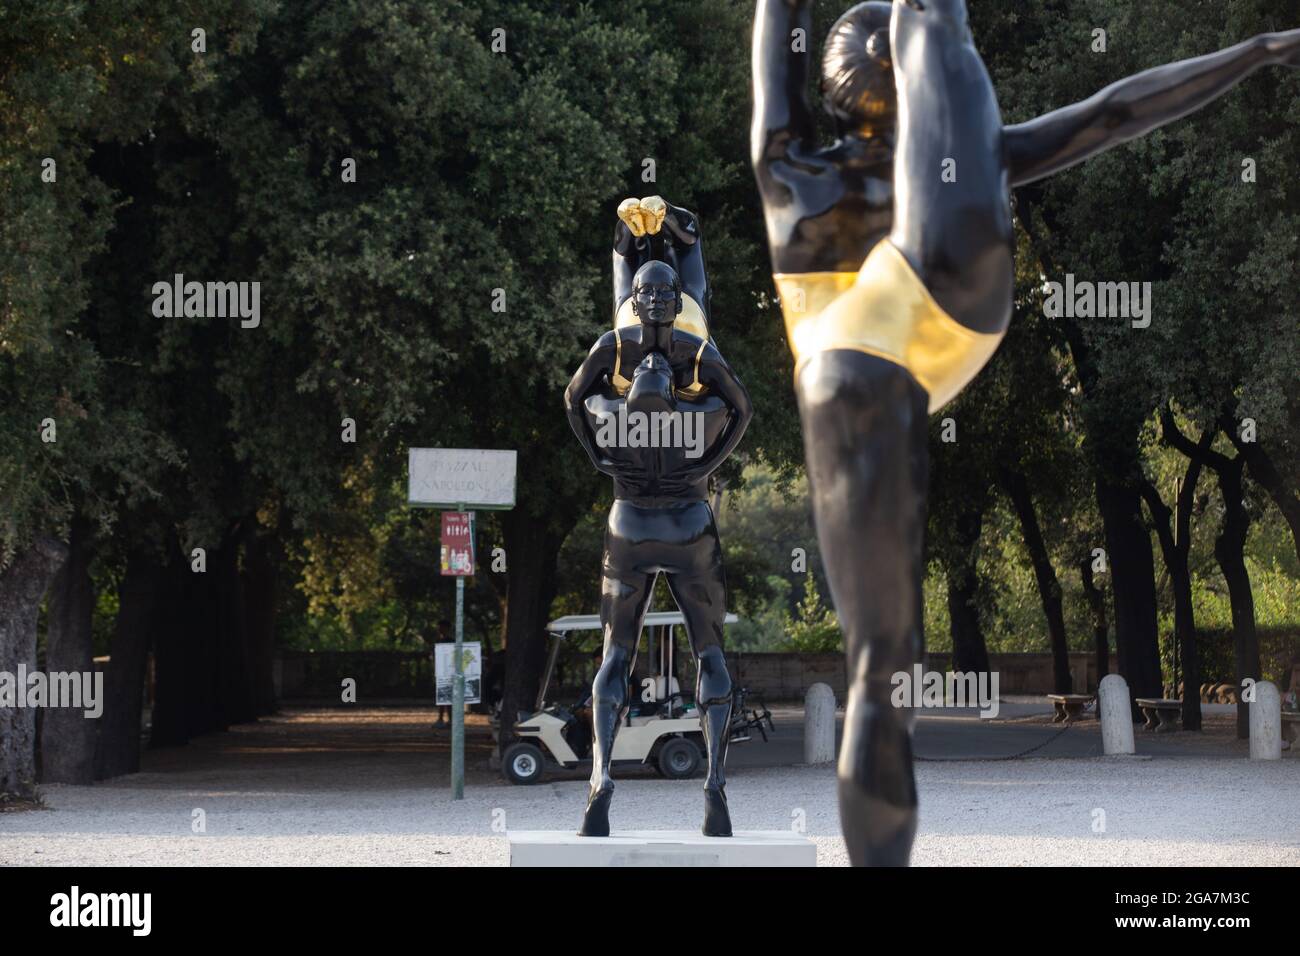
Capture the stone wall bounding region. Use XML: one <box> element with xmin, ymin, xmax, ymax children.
<box><xmin>726</xmin><ymin>651</ymin><xmax>1115</xmax><ymax>702</ymax></box>
<box><xmin>274</xmin><ymin>649</ymin><xmax>1119</xmax><ymax>702</ymax></box>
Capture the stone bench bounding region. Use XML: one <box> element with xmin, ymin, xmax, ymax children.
<box><xmin>1282</xmin><ymin>712</ymin><xmax>1299</xmax><ymax>750</ymax></box>
<box><xmin>1047</xmin><ymin>693</ymin><xmax>1094</xmax><ymax>723</ymax></box>
<box><xmin>1135</xmin><ymin>697</ymin><xmax>1181</xmax><ymax>732</ymax></box>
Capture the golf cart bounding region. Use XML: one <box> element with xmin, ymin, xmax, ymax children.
<box><xmin>500</xmin><ymin>611</ymin><xmax>772</xmax><ymax>785</ymax></box>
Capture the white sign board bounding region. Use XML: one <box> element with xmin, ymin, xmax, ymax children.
<box><xmin>435</xmin><ymin>642</ymin><xmax>482</xmax><ymax>706</ymax></box>
<box><xmin>408</xmin><ymin>448</ymin><xmax>517</xmax><ymax>510</ymax></box>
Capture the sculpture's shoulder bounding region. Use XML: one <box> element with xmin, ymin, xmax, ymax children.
<box><xmin>586</xmin><ymin>328</ymin><xmax>619</xmax><ymax>360</ymax></box>
<box><xmin>669</xmin><ymin>328</ymin><xmax>708</xmax><ymax>356</ymax></box>
<box><xmin>675</xmin><ymin>330</ymin><xmax>732</xmax><ymax>368</ymax></box>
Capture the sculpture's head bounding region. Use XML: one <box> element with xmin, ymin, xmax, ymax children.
<box><xmin>821</xmin><ymin>2</ymin><xmax>896</xmax><ymax>138</ymax></box>
<box><xmin>628</xmin><ymin>351</ymin><xmax>675</xmax><ymax>414</ymax></box>
<box><xmin>630</xmin><ymin>261</ymin><xmax>683</xmax><ymax>329</ymax></box>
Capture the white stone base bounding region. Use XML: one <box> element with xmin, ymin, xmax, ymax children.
<box><xmin>508</xmin><ymin>830</ymin><xmax>817</xmax><ymax>867</ymax></box>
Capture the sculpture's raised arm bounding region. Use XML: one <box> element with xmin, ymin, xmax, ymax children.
<box><xmin>1007</xmin><ymin>29</ymin><xmax>1300</xmax><ymax>187</ymax></box>
<box><xmin>751</xmin><ymin>0</ymin><xmax>818</xmax><ymax>174</ymax></box>
<box><xmin>563</xmin><ymin>332</ymin><xmax>622</xmax><ymax>477</ymax></box>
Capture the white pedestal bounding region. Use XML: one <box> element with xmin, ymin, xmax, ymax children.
<box><xmin>804</xmin><ymin>683</ymin><xmax>837</xmax><ymax>765</ymax></box>
<box><xmin>1099</xmin><ymin>673</ymin><xmax>1135</xmax><ymax>755</ymax></box>
<box><xmin>508</xmin><ymin>830</ymin><xmax>817</xmax><ymax>867</ymax></box>
<box><xmin>1249</xmin><ymin>681</ymin><xmax>1281</xmax><ymax>760</ymax></box>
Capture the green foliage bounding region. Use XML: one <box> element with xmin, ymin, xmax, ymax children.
<box><xmin>783</xmin><ymin>574</ymin><xmax>841</xmax><ymax>653</ymax></box>
<box><xmin>0</xmin><ymin>0</ymin><xmax>256</xmax><ymax>564</ymax></box>
<box><xmin>726</xmin><ymin>576</ymin><xmax>792</xmax><ymax>652</ymax></box>
<box><xmin>2</xmin><ymin>0</ymin><xmax>1296</xmax><ymax>681</ymax></box>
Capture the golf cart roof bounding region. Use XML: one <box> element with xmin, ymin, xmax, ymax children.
<box><xmin>545</xmin><ymin>611</ymin><xmax>738</xmax><ymax>635</ymax></box>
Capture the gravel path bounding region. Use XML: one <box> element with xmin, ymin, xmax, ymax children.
<box><xmin>2</xmin><ymin>708</ymin><xmax>1295</xmax><ymax>866</ymax></box>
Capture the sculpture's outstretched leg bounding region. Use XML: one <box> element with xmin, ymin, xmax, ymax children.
<box><xmin>799</xmin><ymin>349</ymin><xmax>929</xmax><ymax>866</ymax></box>
<box><xmin>665</xmin><ymin>524</ymin><xmax>733</xmax><ymax>837</ymax></box>
<box><xmin>580</xmin><ymin>554</ymin><xmax>653</xmax><ymax>837</ymax></box>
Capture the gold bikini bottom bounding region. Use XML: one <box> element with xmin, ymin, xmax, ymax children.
<box><xmin>773</xmin><ymin>240</ymin><xmax>1004</xmax><ymax>414</ymax></box>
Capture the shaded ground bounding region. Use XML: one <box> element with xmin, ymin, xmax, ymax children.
<box><xmin>1</xmin><ymin>700</ymin><xmax>1294</xmax><ymax>866</ymax></box>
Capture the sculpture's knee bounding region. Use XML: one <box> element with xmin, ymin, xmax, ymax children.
<box><xmin>696</xmin><ymin>644</ymin><xmax>733</xmax><ymax>706</ymax></box>
<box><xmin>593</xmin><ymin>646</ymin><xmax>632</xmax><ymax>710</ymax></box>
<box><xmin>838</xmin><ymin>692</ymin><xmax>916</xmax><ymax>800</ymax></box>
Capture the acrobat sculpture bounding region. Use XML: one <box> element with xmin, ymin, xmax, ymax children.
<box><xmin>564</xmin><ymin>198</ymin><xmax>753</xmax><ymax>837</ymax></box>
<box><xmin>751</xmin><ymin>0</ymin><xmax>1300</xmax><ymax>865</ymax></box>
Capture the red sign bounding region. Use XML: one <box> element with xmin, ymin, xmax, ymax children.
<box><xmin>440</xmin><ymin>511</ymin><xmax>475</xmax><ymax>576</ymax></box>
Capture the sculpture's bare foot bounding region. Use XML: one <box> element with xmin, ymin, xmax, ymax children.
<box><xmin>578</xmin><ymin>787</ymin><xmax>613</xmax><ymax>837</ymax></box>
<box><xmin>702</xmin><ymin>787</ymin><xmax>732</xmax><ymax>837</ymax></box>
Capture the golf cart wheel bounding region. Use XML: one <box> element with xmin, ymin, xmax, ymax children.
<box><xmin>655</xmin><ymin>737</ymin><xmax>702</xmax><ymax>780</ymax></box>
<box><xmin>502</xmin><ymin>742</ymin><xmax>546</xmax><ymax>785</ymax></box>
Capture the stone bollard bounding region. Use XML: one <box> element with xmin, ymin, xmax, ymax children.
<box><xmin>804</xmin><ymin>683</ymin><xmax>837</xmax><ymax>765</ymax></box>
<box><xmin>1099</xmin><ymin>673</ymin><xmax>1135</xmax><ymax>756</ymax></box>
<box><xmin>1249</xmin><ymin>681</ymin><xmax>1281</xmax><ymax>760</ymax></box>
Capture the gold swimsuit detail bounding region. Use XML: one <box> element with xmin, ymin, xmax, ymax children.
<box><xmin>610</xmin><ymin>292</ymin><xmax>710</xmax><ymax>399</ymax></box>
<box><xmin>773</xmin><ymin>240</ymin><xmax>1004</xmax><ymax>414</ymax></box>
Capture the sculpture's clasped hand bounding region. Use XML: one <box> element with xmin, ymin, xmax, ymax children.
<box><xmin>598</xmin><ymin>455</ymin><xmax>647</xmax><ymax>485</ymax></box>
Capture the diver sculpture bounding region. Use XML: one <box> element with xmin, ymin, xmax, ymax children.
<box><xmin>751</xmin><ymin>0</ymin><xmax>1300</xmax><ymax>865</ymax></box>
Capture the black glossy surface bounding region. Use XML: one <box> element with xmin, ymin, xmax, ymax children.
<box><xmin>613</xmin><ymin>199</ymin><xmax>711</xmax><ymax>324</ymax></box>
<box><xmin>565</xmin><ymin>242</ymin><xmax>753</xmax><ymax>837</ymax></box>
<box><xmin>752</xmin><ymin>0</ymin><xmax>1300</xmax><ymax>865</ymax></box>
<box><xmin>753</xmin><ymin>0</ymin><xmax>1297</xmax><ymax>329</ymax></box>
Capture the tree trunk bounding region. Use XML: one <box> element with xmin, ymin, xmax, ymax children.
<box><xmin>945</xmin><ymin>503</ymin><xmax>990</xmax><ymax>676</ymax></box>
<box><xmin>40</xmin><ymin>518</ymin><xmax>98</xmax><ymax>783</ymax></box>
<box><xmin>153</xmin><ymin>535</ymin><xmax>247</xmax><ymax>745</ymax></box>
<box><xmin>1095</xmin><ymin>477</ymin><xmax>1162</xmax><ymax>718</ymax></box>
<box><xmin>0</xmin><ymin>537</ymin><xmax>68</xmax><ymax>799</ymax></box>
<box><xmin>186</xmin><ymin>548</ymin><xmax>224</xmax><ymax>737</ymax></box>
<box><xmin>1139</xmin><ymin>474</ymin><xmax>1203</xmax><ymax>731</ymax></box>
<box><xmin>216</xmin><ymin>529</ymin><xmax>253</xmax><ymax>726</ymax></box>
<box><xmin>1015</xmin><ymin>199</ymin><xmax>1159</xmax><ymax>713</ymax></box>
<box><xmin>1164</xmin><ymin>415</ymin><xmax>1260</xmax><ymax>739</ymax></box>
<box><xmin>1002</xmin><ymin>469</ymin><xmax>1070</xmax><ymax>693</ymax></box>
<box><xmin>242</xmin><ymin>529</ymin><xmax>279</xmax><ymax>716</ymax></box>
<box><xmin>1213</xmin><ymin>458</ymin><xmax>1259</xmax><ymax>740</ymax></box>
<box><xmin>1079</xmin><ymin>556</ymin><xmax>1109</xmax><ymax>688</ymax></box>
<box><xmin>1226</xmin><ymin>428</ymin><xmax>1300</xmax><ymax>565</ymax></box>
<box><xmin>96</xmin><ymin>551</ymin><xmax>164</xmax><ymax>779</ymax></box>
<box><xmin>497</xmin><ymin>510</ymin><xmax>563</xmax><ymax>755</ymax></box>
<box><xmin>149</xmin><ymin>558</ymin><xmax>191</xmax><ymax>746</ymax></box>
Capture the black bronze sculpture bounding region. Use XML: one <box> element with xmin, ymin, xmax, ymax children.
<box><xmin>565</xmin><ymin>201</ymin><xmax>752</xmax><ymax>838</ymax></box>
<box><xmin>752</xmin><ymin>0</ymin><xmax>1300</xmax><ymax>865</ymax></box>
<box><xmin>613</xmin><ymin>196</ymin><xmax>712</xmax><ymax>340</ymax></box>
